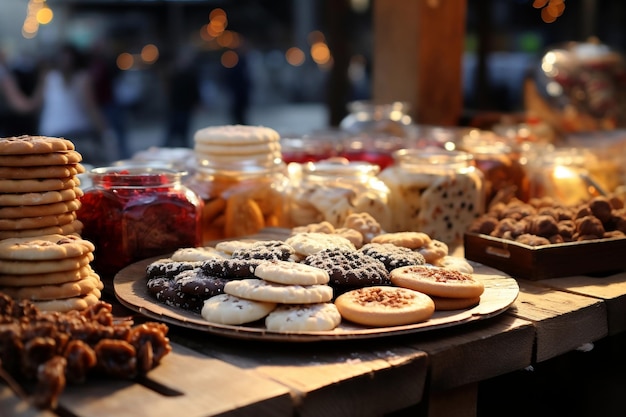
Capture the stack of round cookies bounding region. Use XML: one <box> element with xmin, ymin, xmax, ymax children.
<box><xmin>0</xmin><ymin>135</ymin><xmax>85</xmax><ymax>239</ymax></box>
<box><xmin>0</xmin><ymin>234</ymin><xmax>103</xmax><ymax>312</ymax></box>
<box><xmin>193</xmin><ymin>124</ymin><xmax>282</xmax><ymax>167</ymax></box>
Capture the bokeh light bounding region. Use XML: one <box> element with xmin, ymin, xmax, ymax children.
<box><xmin>117</xmin><ymin>52</ymin><xmax>134</xmax><ymax>70</ymax></box>
<box><xmin>141</xmin><ymin>44</ymin><xmax>159</xmax><ymax>64</ymax></box>
<box><xmin>221</xmin><ymin>50</ymin><xmax>239</xmax><ymax>68</ymax></box>
<box><xmin>286</xmin><ymin>47</ymin><xmax>305</xmax><ymax>66</ymax></box>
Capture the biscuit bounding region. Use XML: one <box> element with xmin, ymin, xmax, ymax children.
<box><xmin>147</xmin><ymin>277</ymin><xmax>205</xmax><ymax>312</ymax></box>
<box><xmin>194</xmin><ymin>125</ymin><xmax>280</xmax><ymax>145</ymax></box>
<box><xmin>0</xmin><ymin>149</ymin><xmax>82</xmax><ymax>166</ymax></box>
<box><xmin>224</xmin><ymin>278</ymin><xmax>333</xmax><ymax>304</ymax></box>
<box><xmin>0</xmin><ymin>177</ymin><xmax>78</xmax><ymax>193</ymax></box>
<box><xmin>303</xmin><ymin>248</ymin><xmax>390</xmax><ymax>289</ymax></box>
<box><xmin>333</xmin><ymin>227</ymin><xmax>364</xmax><ymax>249</ymax></box>
<box><xmin>0</xmin><ymin>135</ymin><xmax>75</xmax><ymax>155</ymax></box>
<box><xmin>0</xmin><ymin>164</ymin><xmax>84</xmax><ymax>179</ymax></box>
<box><xmin>214</xmin><ymin>239</ymin><xmax>257</xmax><ymax>255</ymax></box>
<box><xmin>0</xmin><ymin>212</ymin><xmax>76</xmax><ymax>231</ymax></box>
<box><xmin>342</xmin><ymin>212</ymin><xmax>383</xmax><ymax>244</ymax></box>
<box><xmin>285</xmin><ymin>232</ymin><xmax>356</xmax><ymax>256</ymax></box>
<box><xmin>0</xmin><ymin>265</ymin><xmax>93</xmax><ymax>287</ymax></box>
<box><xmin>201</xmin><ymin>258</ymin><xmax>264</xmax><ymax>279</ymax></box>
<box><xmin>224</xmin><ymin>195</ymin><xmax>265</xmax><ymax>237</ymax></box>
<box><xmin>265</xmin><ymin>303</ymin><xmax>341</xmax><ymax>332</ymax></box>
<box><xmin>31</xmin><ymin>290</ymin><xmax>101</xmax><ymax>313</ymax></box>
<box><xmin>0</xmin><ymin>187</ymin><xmax>82</xmax><ymax>206</ymax></box>
<box><xmin>231</xmin><ymin>240</ymin><xmax>295</xmax><ymax>261</ymax></box>
<box><xmin>201</xmin><ymin>294</ymin><xmax>276</xmax><ymax>325</ymax></box>
<box><xmin>0</xmin><ymin>252</ymin><xmax>93</xmax><ymax>275</ymax></box>
<box><xmin>0</xmin><ymin>234</ymin><xmax>94</xmax><ymax>261</ymax></box>
<box><xmin>0</xmin><ymin>219</ymin><xmax>83</xmax><ymax>240</ymax></box>
<box><xmin>171</xmin><ymin>246</ymin><xmax>229</xmax><ymax>262</ymax></box>
<box><xmin>195</xmin><ymin>141</ymin><xmax>281</xmax><ymax>156</ymax></box>
<box><xmin>370</xmin><ymin>232</ymin><xmax>432</xmax><ymax>250</ymax></box>
<box><xmin>0</xmin><ymin>200</ymin><xmax>80</xmax><ymax>219</ymax></box>
<box><xmin>431</xmin><ymin>295</ymin><xmax>481</xmax><ymax>311</ymax></box>
<box><xmin>145</xmin><ymin>258</ymin><xmax>203</xmax><ymax>279</ymax></box>
<box><xmin>359</xmin><ymin>243</ymin><xmax>426</xmax><ymax>272</ymax></box>
<box><xmin>254</xmin><ymin>260</ymin><xmax>330</xmax><ymax>285</ymax></box>
<box><xmin>390</xmin><ymin>265</ymin><xmax>485</xmax><ymax>299</ymax></box>
<box><xmin>173</xmin><ymin>269</ymin><xmax>229</xmax><ymax>298</ymax></box>
<box><xmin>435</xmin><ymin>256</ymin><xmax>474</xmax><ymax>274</ymax></box>
<box><xmin>0</xmin><ymin>274</ymin><xmax>102</xmax><ymax>301</ymax></box>
<box><xmin>334</xmin><ymin>286</ymin><xmax>435</xmax><ymax>327</ymax></box>
<box><xmin>417</xmin><ymin>239</ymin><xmax>449</xmax><ymax>264</ymax></box>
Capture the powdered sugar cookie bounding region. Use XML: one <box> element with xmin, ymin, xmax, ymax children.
<box><xmin>265</xmin><ymin>303</ymin><xmax>341</xmax><ymax>332</ymax></box>
<box><xmin>359</xmin><ymin>243</ymin><xmax>425</xmax><ymax>272</ymax></box>
<box><xmin>285</xmin><ymin>232</ymin><xmax>356</xmax><ymax>257</ymax></box>
<box><xmin>201</xmin><ymin>294</ymin><xmax>276</xmax><ymax>325</ymax></box>
<box><xmin>231</xmin><ymin>240</ymin><xmax>295</xmax><ymax>261</ymax></box>
<box><xmin>171</xmin><ymin>246</ymin><xmax>229</xmax><ymax>262</ymax></box>
<box><xmin>224</xmin><ymin>278</ymin><xmax>333</xmax><ymax>304</ymax></box>
<box><xmin>214</xmin><ymin>239</ymin><xmax>257</xmax><ymax>255</ymax></box>
<box><xmin>303</xmin><ymin>248</ymin><xmax>390</xmax><ymax>289</ymax></box>
<box><xmin>390</xmin><ymin>264</ymin><xmax>484</xmax><ymax>299</ymax></box>
<box><xmin>334</xmin><ymin>286</ymin><xmax>435</xmax><ymax>327</ymax></box>
<box><xmin>254</xmin><ymin>260</ymin><xmax>330</xmax><ymax>285</ymax></box>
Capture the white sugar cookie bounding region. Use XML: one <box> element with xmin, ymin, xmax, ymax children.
<box><xmin>201</xmin><ymin>294</ymin><xmax>276</xmax><ymax>325</ymax></box>
<box><xmin>224</xmin><ymin>278</ymin><xmax>333</xmax><ymax>304</ymax></box>
<box><xmin>171</xmin><ymin>246</ymin><xmax>229</xmax><ymax>262</ymax></box>
<box><xmin>254</xmin><ymin>260</ymin><xmax>330</xmax><ymax>285</ymax></box>
<box><xmin>285</xmin><ymin>232</ymin><xmax>356</xmax><ymax>256</ymax></box>
<box><xmin>265</xmin><ymin>303</ymin><xmax>341</xmax><ymax>332</ymax></box>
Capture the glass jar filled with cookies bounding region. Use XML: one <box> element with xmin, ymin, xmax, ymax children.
<box><xmin>78</xmin><ymin>166</ymin><xmax>203</xmax><ymax>277</ymax></box>
<box><xmin>379</xmin><ymin>148</ymin><xmax>485</xmax><ymax>246</ymax></box>
<box><xmin>287</xmin><ymin>158</ymin><xmax>392</xmax><ymax>230</ymax></box>
<box><xmin>187</xmin><ymin>125</ymin><xmax>290</xmax><ymax>242</ymax></box>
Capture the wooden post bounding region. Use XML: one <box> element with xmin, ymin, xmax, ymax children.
<box><xmin>372</xmin><ymin>0</ymin><xmax>466</xmax><ymax>126</ymax></box>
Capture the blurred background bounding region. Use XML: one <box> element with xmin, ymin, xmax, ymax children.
<box><xmin>0</xmin><ymin>0</ymin><xmax>624</xmax><ymax>161</ymax></box>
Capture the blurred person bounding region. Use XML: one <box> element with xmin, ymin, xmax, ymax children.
<box><xmin>38</xmin><ymin>43</ymin><xmax>111</xmax><ymax>165</ymax></box>
<box><xmin>0</xmin><ymin>52</ymin><xmax>41</xmax><ymax>136</ymax></box>
<box><xmin>89</xmin><ymin>40</ymin><xmax>130</xmax><ymax>159</ymax></box>
<box><xmin>162</xmin><ymin>48</ymin><xmax>200</xmax><ymax>148</ymax></box>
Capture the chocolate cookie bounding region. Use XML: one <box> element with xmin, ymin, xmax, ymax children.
<box><xmin>173</xmin><ymin>268</ymin><xmax>229</xmax><ymax>298</ymax></box>
<box><xmin>359</xmin><ymin>243</ymin><xmax>425</xmax><ymax>272</ymax></box>
<box><xmin>201</xmin><ymin>258</ymin><xmax>265</xmax><ymax>279</ymax></box>
<box><xmin>303</xmin><ymin>248</ymin><xmax>390</xmax><ymax>289</ymax></box>
<box><xmin>231</xmin><ymin>240</ymin><xmax>295</xmax><ymax>261</ymax></box>
<box><xmin>146</xmin><ymin>276</ymin><xmax>204</xmax><ymax>312</ymax></box>
<box><xmin>145</xmin><ymin>258</ymin><xmax>203</xmax><ymax>279</ymax></box>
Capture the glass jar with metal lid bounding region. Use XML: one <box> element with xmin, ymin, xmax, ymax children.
<box><xmin>378</xmin><ymin>149</ymin><xmax>485</xmax><ymax>245</ymax></box>
<box><xmin>287</xmin><ymin>158</ymin><xmax>392</xmax><ymax>230</ymax></box>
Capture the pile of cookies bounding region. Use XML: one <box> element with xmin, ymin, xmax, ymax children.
<box><xmin>0</xmin><ymin>135</ymin><xmax>85</xmax><ymax>239</ymax></box>
<box><xmin>0</xmin><ymin>234</ymin><xmax>103</xmax><ymax>312</ymax></box>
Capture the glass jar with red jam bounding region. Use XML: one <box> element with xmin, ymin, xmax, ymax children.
<box><xmin>78</xmin><ymin>166</ymin><xmax>202</xmax><ymax>277</ymax></box>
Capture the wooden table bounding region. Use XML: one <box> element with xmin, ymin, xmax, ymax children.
<box><xmin>2</xmin><ymin>236</ymin><xmax>625</xmax><ymax>417</ymax></box>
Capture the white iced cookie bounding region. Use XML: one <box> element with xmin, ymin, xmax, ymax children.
<box><xmin>171</xmin><ymin>246</ymin><xmax>229</xmax><ymax>262</ymax></box>
<box><xmin>224</xmin><ymin>278</ymin><xmax>333</xmax><ymax>304</ymax></box>
<box><xmin>285</xmin><ymin>232</ymin><xmax>356</xmax><ymax>257</ymax></box>
<box><xmin>265</xmin><ymin>303</ymin><xmax>342</xmax><ymax>332</ymax></box>
<box><xmin>254</xmin><ymin>260</ymin><xmax>330</xmax><ymax>285</ymax></box>
<box><xmin>201</xmin><ymin>294</ymin><xmax>276</xmax><ymax>325</ymax></box>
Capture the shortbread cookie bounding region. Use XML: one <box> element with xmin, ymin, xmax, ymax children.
<box><xmin>32</xmin><ymin>290</ymin><xmax>100</xmax><ymax>313</ymax></box>
<box><xmin>146</xmin><ymin>277</ymin><xmax>204</xmax><ymax>312</ymax></box>
<box><xmin>431</xmin><ymin>295</ymin><xmax>481</xmax><ymax>311</ymax></box>
<box><xmin>171</xmin><ymin>246</ymin><xmax>229</xmax><ymax>262</ymax></box>
<box><xmin>0</xmin><ymin>187</ymin><xmax>82</xmax><ymax>206</ymax></box>
<box><xmin>0</xmin><ymin>253</ymin><xmax>93</xmax><ymax>275</ymax></box>
<box><xmin>201</xmin><ymin>258</ymin><xmax>264</xmax><ymax>279</ymax></box>
<box><xmin>194</xmin><ymin>125</ymin><xmax>280</xmax><ymax>145</ymax></box>
<box><xmin>0</xmin><ymin>177</ymin><xmax>78</xmax><ymax>193</ymax></box>
<box><xmin>145</xmin><ymin>259</ymin><xmax>203</xmax><ymax>279</ymax></box>
<box><xmin>0</xmin><ymin>219</ymin><xmax>83</xmax><ymax>239</ymax></box>
<box><xmin>417</xmin><ymin>239</ymin><xmax>449</xmax><ymax>264</ymax></box>
<box><xmin>370</xmin><ymin>232</ymin><xmax>432</xmax><ymax>250</ymax></box>
<box><xmin>224</xmin><ymin>278</ymin><xmax>333</xmax><ymax>304</ymax></box>
<box><xmin>0</xmin><ymin>234</ymin><xmax>94</xmax><ymax>261</ymax></box>
<box><xmin>0</xmin><ymin>135</ymin><xmax>75</xmax><ymax>155</ymax></box>
<box><xmin>0</xmin><ymin>274</ymin><xmax>102</xmax><ymax>301</ymax></box>
<box><xmin>195</xmin><ymin>141</ymin><xmax>280</xmax><ymax>156</ymax></box>
<box><xmin>334</xmin><ymin>286</ymin><xmax>435</xmax><ymax>327</ymax></box>
<box><xmin>359</xmin><ymin>243</ymin><xmax>426</xmax><ymax>272</ymax></box>
<box><xmin>0</xmin><ymin>164</ymin><xmax>84</xmax><ymax>179</ymax></box>
<box><xmin>231</xmin><ymin>240</ymin><xmax>295</xmax><ymax>261</ymax></box>
<box><xmin>0</xmin><ymin>212</ymin><xmax>76</xmax><ymax>231</ymax></box>
<box><xmin>0</xmin><ymin>200</ymin><xmax>81</xmax><ymax>219</ymax></box>
<box><xmin>201</xmin><ymin>294</ymin><xmax>276</xmax><ymax>325</ymax></box>
<box><xmin>254</xmin><ymin>260</ymin><xmax>330</xmax><ymax>285</ymax></box>
<box><xmin>265</xmin><ymin>303</ymin><xmax>341</xmax><ymax>332</ymax></box>
<box><xmin>436</xmin><ymin>256</ymin><xmax>474</xmax><ymax>274</ymax></box>
<box><xmin>0</xmin><ymin>266</ymin><xmax>93</xmax><ymax>287</ymax></box>
<box><xmin>303</xmin><ymin>248</ymin><xmax>390</xmax><ymax>288</ymax></box>
<box><xmin>390</xmin><ymin>265</ymin><xmax>485</xmax><ymax>299</ymax></box>
<box><xmin>285</xmin><ymin>232</ymin><xmax>356</xmax><ymax>256</ymax></box>
<box><xmin>0</xmin><ymin>150</ymin><xmax>82</xmax><ymax>166</ymax></box>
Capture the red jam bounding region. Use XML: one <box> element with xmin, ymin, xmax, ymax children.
<box><xmin>78</xmin><ymin>167</ymin><xmax>202</xmax><ymax>277</ymax></box>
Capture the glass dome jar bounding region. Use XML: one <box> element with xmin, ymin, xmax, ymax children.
<box><xmin>287</xmin><ymin>158</ymin><xmax>392</xmax><ymax>230</ymax></box>
<box><xmin>78</xmin><ymin>166</ymin><xmax>203</xmax><ymax>277</ymax></box>
<box><xmin>340</xmin><ymin>101</ymin><xmax>413</xmax><ymax>137</ymax></box>
<box><xmin>379</xmin><ymin>149</ymin><xmax>485</xmax><ymax>245</ymax></box>
<box><xmin>187</xmin><ymin>158</ymin><xmax>290</xmax><ymax>242</ymax></box>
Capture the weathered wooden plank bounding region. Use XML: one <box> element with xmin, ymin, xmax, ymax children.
<box><xmin>509</xmin><ymin>280</ymin><xmax>608</xmax><ymax>362</ymax></box>
<box><xmin>539</xmin><ymin>272</ymin><xmax>626</xmax><ymax>335</ymax></box>
<box><xmin>1</xmin><ymin>385</ymin><xmax>58</xmax><ymax>417</ymax></box>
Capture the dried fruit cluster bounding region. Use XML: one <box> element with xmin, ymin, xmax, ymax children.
<box><xmin>0</xmin><ymin>293</ymin><xmax>171</xmax><ymax>409</ymax></box>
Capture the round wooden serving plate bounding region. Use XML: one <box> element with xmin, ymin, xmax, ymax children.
<box><xmin>114</xmin><ymin>257</ymin><xmax>519</xmax><ymax>342</ymax></box>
